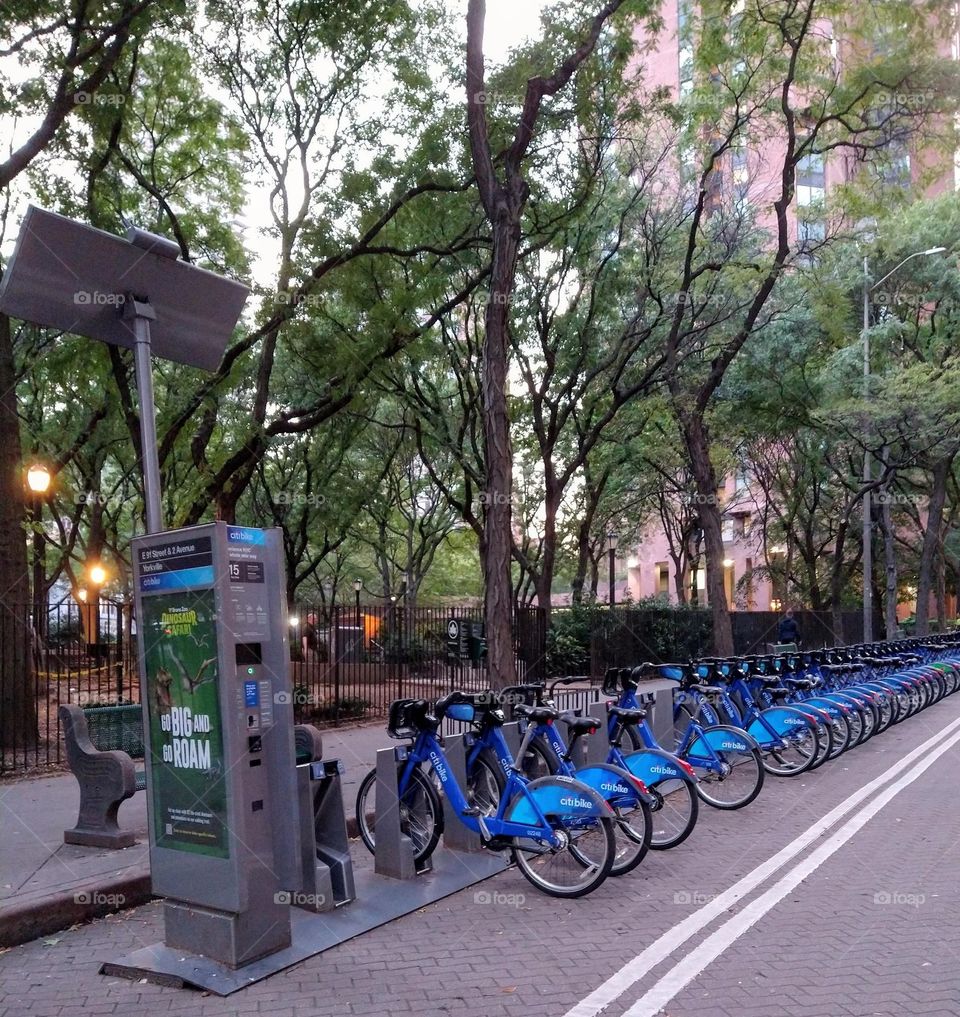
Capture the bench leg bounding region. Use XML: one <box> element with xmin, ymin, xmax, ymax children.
<box><xmin>64</xmin><ymin>777</ymin><xmax>137</xmax><ymax>849</ymax></box>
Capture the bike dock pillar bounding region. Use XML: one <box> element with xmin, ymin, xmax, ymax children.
<box><xmin>293</xmin><ymin>758</ymin><xmax>356</xmax><ymax>912</ymax></box>
<box><xmin>501</xmin><ymin>721</ymin><xmax>522</xmax><ymax>760</ymax></box>
<box><xmin>374</xmin><ymin>746</ymin><xmax>432</xmax><ymax>878</ymax></box>
<box><xmin>582</xmin><ymin>704</ymin><xmax>612</xmax><ymax>766</ymax></box>
<box><xmin>641</xmin><ymin>679</ymin><xmax>679</xmax><ymax>748</ymax></box>
<box><xmin>442</xmin><ymin>733</ymin><xmax>484</xmax><ymax>853</ymax></box>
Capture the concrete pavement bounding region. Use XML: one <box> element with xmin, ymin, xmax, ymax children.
<box><xmin>0</xmin><ymin>721</ymin><xmax>392</xmax><ymax>947</ymax></box>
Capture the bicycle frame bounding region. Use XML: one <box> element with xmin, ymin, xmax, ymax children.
<box><xmin>397</xmin><ymin>725</ymin><xmax>607</xmax><ymax>847</ymax></box>
<box><xmin>607</xmin><ymin>684</ymin><xmax>733</xmax><ymax>773</ymax></box>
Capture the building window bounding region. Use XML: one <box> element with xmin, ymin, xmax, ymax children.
<box><xmin>656</xmin><ymin>562</ymin><xmax>670</xmax><ymax>598</ymax></box>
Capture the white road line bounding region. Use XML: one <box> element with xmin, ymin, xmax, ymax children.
<box><xmin>563</xmin><ymin>710</ymin><xmax>960</xmax><ymax>1017</ymax></box>
<box><xmin>622</xmin><ymin>721</ymin><xmax>960</xmax><ymax>1017</ymax></box>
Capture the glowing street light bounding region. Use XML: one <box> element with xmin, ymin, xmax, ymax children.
<box><xmin>26</xmin><ymin>463</ymin><xmax>51</xmax><ymax>494</ymax></box>
<box><xmin>88</xmin><ymin>562</ymin><xmax>108</xmax><ymax>587</ymax></box>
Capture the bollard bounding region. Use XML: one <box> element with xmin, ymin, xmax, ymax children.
<box><xmin>441</xmin><ymin>733</ymin><xmax>485</xmax><ymax>853</ymax></box>
<box><xmin>373</xmin><ymin>746</ymin><xmax>431</xmax><ymax>878</ymax></box>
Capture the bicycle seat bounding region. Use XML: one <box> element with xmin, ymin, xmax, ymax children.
<box><xmin>513</xmin><ymin>703</ymin><xmax>559</xmax><ymax>724</ymax></box>
<box><xmin>608</xmin><ymin>704</ymin><xmax>646</xmax><ymax>724</ymax></box>
<box><xmin>559</xmin><ymin>712</ymin><xmax>601</xmax><ymax>735</ymax></box>
<box><xmin>686</xmin><ymin>683</ymin><xmax>724</xmax><ymax>695</ymax></box>
<box><xmin>784</xmin><ymin>677</ymin><xmax>818</xmax><ymax>690</ymax></box>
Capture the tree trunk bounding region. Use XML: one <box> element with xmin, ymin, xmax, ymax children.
<box><xmin>0</xmin><ymin>312</ymin><xmax>37</xmax><ymax>752</ymax></box>
<box><xmin>480</xmin><ymin>202</ymin><xmax>521</xmax><ymax>687</ymax></box>
<box><xmin>915</xmin><ymin>454</ymin><xmax>953</xmax><ymax>636</ymax></box>
<box><xmin>681</xmin><ymin>413</ymin><xmax>733</xmax><ymax>655</ymax></box>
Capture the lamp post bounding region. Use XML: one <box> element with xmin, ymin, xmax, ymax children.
<box><xmin>861</xmin><ymin>246</ymin><xmax>946</xmax><ymax>642</ymax></box>
<box><xmin>354</xmin><ymin>578</ymin><xmax>362</xmax><ymax>633</ymax></box>
<box><xmin>607</xmin><ymin>532</ymin><xmax>619</xmax><ymax>606</ymax></box>
<box><xmin>87</xmin><ymin>560</ymin><xmax>107</xmax><ymax>650</ymax></box>
<box><xmin>26</xmin><ymin>463</ymin><xmax>51</xmax><ymax>642</ymax></box>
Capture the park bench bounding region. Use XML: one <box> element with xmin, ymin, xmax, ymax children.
<box><xmin>60</xmin><ymin>703</ymin><xmax>323</xmax><ymax>849</ymax></box>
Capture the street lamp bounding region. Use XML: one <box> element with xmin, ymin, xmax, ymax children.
<box><xmin>607</xmin><ymin>532</ymin><xmax>619</xmax><ymax>606</ymax></box>
<box><xmin>862</xmin><ymin>245</ymin><xmax>947</xmax><ymax>642</ymax></box>
<box><xmin>354</xmin><ymin>578</ymin><xmax>362</xmax><ymax>632</ymax></box>
<box><xmin>87</xmin><ymin>561</ymin><xmax>107</xmax><ymax>648</ymax></box>
<box><xmin>26</xmin><ymin>463</ymin><xmax>51</xmax><ymax>494</ymax></box>
<box><xmin>25</xmin><ymin>463</ymin><xmax>52</xmax><ymax>640</ymax></box>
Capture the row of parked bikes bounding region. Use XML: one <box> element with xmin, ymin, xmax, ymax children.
<box><xmin>355</xmin><ymin>635</ymin><xmax>960</xmax><ymax>899</ymax></box>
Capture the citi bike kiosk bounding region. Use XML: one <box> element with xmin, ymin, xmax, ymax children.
<box><xmin>130</xmin><ymin>522</ymin><xmax>300</xmax><ymax>968</ymax></box>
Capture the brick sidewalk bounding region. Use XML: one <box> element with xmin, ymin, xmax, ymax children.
<box><xmin>2</xmin><ymin>688</ymin><xmax>958</xmax><ymax>1016</ymax></box>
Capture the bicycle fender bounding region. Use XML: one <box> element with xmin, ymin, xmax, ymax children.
<box><xmin>687</xmin><ymin>724</ymin><xmax>759</xmax><ymax>759</ymax></box>
<box><xmin>506</xmin><ymin>775</ymin><xmax>612</xmax><ymax>824</ymax></box>
<box><xmin>620</xmin><ymin>747</ymin><xmax>698</xmax><ymax>785</ymax></box>
<box><xmin>574</xmin><ymin>763</ymin><xmax>654</xmax><ymax>805</ymax></box>
<box><xmin>802</xmin><ymin>697</ymin><xmax>847</xmax><ymax>719</ymax></box>
<box><xmin>747</xmin><ymin>707</ymin><xmax>813</xmax><ymax>745</ymax></box>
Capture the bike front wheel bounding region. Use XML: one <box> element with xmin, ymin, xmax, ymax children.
<box><xmin>355</xmin><ymin>763</ymin><xmax>443</xmax><ymax>862</ymax></box>
<box><xmin>647</xmin><ymin>777</ymin><xmax>699</xmax><ymax>850</ymax></box>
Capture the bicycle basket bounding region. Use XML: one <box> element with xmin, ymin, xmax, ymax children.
<box><xmin>498</xmin><ymin>684</ymin><xmax>543</xmax><ymax>719</ymax></box>
<box><xmin>386</xmin><ymin>698</ymin><xmax>429</xmax><ymax>739</ymax></box>
<box><xmin>601</xmin><ymin>668</ymin><xmax>626</xmax><ymax>697</ymax></box>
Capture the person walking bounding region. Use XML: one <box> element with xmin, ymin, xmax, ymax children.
<box><xmin>778</xmin><ymin>608</ymin><xmax>801</xmax><ymax>647</ymax></box>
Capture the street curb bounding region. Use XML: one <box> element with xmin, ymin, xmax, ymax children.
<box><xmin>0</xmin><ymin>871</ymin><xmax>154</xmax><ymax>949</ymax></box>
<box><xmin>1</xmin><ymin>817</ymin><xmax>362</xmax><ymax>948</ymax></box>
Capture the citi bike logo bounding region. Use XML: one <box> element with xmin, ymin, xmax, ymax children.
<box><xmin>600</xmin><ymin>782</ymin><xmax>629</xmax><ymax>795</ymax></box>
<box><xmin>428</xmin><ymin>751</ymin><xmax>448</xmax><ymax>784</ymax></box>
<box><xmin>560</xmin><ymin>795</ymin><xmax>593</xmax><ymax>809</ymax></box>
<box><xmin>720</xmin><ymin>741</ymin><xmax>746</xmax><ymax>751</ymax></box>
<box><xmin>784</xmin><ymin>717</ymin><xmax>804</xmax><ymax>726</ymax></box>
<box><xmin>649</xmin><ymin>765</ymin><xmax>677</xmax><ymax>776</ymax></box>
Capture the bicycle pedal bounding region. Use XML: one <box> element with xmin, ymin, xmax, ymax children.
<box><xmin>461</xmin><ymin>807</ymin><xmax>482</xmax><ymax>817</ymax></box>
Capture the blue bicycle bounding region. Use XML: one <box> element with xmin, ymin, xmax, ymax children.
<box><xmin>355</xmin><ymin>693</ymin><xmax>618</xmax><ymax>897</ymax></box>
<box><xmin>494</xmin><ymin>680</ymin><xmax>700</xmax><ymax>850</ymax></box>
<box><xmin>605</xmin><ymin>667</ymin><xmax>765</xmax><ymax>810</ymax></box>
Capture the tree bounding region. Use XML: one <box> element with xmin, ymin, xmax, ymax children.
<box><xmin>633</xmin><ymin>0</ymin><xmax>959</xmax><ymax>653</ymax></box>
<box><xmin>464</xmin><ymin>0</ymin><xmax>645</xmax><ymax>684</ymax></box>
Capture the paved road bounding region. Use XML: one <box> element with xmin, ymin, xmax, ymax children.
<box><xmin>2</xmin><ymin>694</ymin><xmax>959</xmax><ymax>1017</ymax></box>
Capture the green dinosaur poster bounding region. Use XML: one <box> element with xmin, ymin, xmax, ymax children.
<box><xmin>141</xmin><ymin>588</ymin><xmax>229</xmax><ymax>858</ymax></box>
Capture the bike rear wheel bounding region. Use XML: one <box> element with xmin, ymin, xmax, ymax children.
<box><xmin>511</xmin><ymin>815</ymin><xmax>616</xmax><ymax>898</ymax></box>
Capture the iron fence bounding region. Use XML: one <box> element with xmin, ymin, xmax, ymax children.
<box><xmin>0</xmin><ymin>595</ymin><xmax>882</xmax><ymax>777</ymax></box>
<box><xmin>0</xmin><ymin>599</ymin><xmax>547</xmax><ymax>775</ymax></box>
<box><xmin>288</xmin><ymin>603</ymin><xmax>546</xmax><ymax>727</ymax></box>
<box><xmin>0</xmin><ymin>600</ymin><xmax>138</xmax><ymax>776</ymax></box>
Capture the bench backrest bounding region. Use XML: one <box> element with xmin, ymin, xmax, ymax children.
<box><xmin>82</xmin><ymin>705</ymin><xmax>145</xmax><ymax>758</ymax></box>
